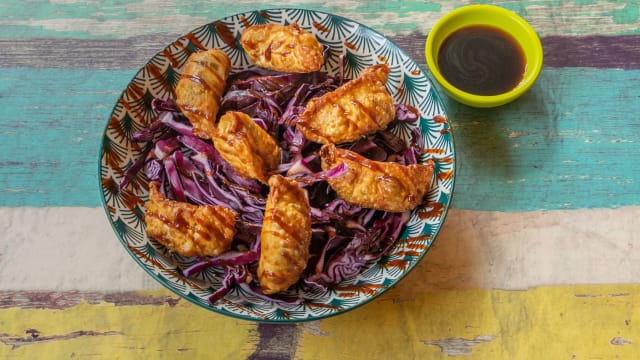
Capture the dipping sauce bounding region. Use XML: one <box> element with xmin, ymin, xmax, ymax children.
<box><xmin>437</xmin><ymin>25</ymin><xmax>526</xmax><ymax>96</ymax></box>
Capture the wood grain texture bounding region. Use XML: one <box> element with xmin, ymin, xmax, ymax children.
<box><xmin>248</xmin><ymin>324</ymin><xmax>299</xmax><ymax>360</ymax></box>
<box><xmin>0</xmin><ymin>1</ymin><xmax>638</xmax><ymax>39</ymax></box>
<box><xmin>3</xmin><ymin>206</ymin><xmax>640</xmax><ymax>292</ymax></box>
<box><xmin>0</xmin><ymin>291</ymin><xmax>179</xmax><ymax>310</ymax></box>
<box><xmin>296</xmin><ymin>285</ymin><xmax>640</xmax><ymax>359</ymax></box>
<box><xmin>2</xmin><ymin>67</ymin><xmax>638</xmax><ymax>210</ymax></box>
<box><xmin>4</xmin><ymin>286</ymin><xmax>636</xmax><ymax>359</ymax></box>
<box><xmin>542</xmin><ymin>35</ymin><xmax>640</xmax><ymax>69</ymax></box>
<box><xmin>0</xmin><ymin>68</ymin><xmax>131</xmax><ymax>207</ymax></box>
<box><xmin>2</xmin><ymin>34</ymin><xmax>639</xmax><ymax>70</ymax></box>
<box><xmin>0</xmin><ymin>3</ymin><xmax>638</xmax><ymax>210</ymax></box>
<box><xmin>0</xmin><ymin>36</ymin><xmax>175</xmax><ymax>69</ymax></box>
<box><xmin>444</xmin><ymin>67</ymin><xmax>640</xmax><ymax>211</ymax></box>
<box><xmin>0</xmin><ymin>290</ymin><xmax>257</xmax><ymax>359</ymax></box>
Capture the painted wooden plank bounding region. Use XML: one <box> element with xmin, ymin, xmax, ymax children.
<box><xmin>0</xmin><ymin>68</ymin><xmax>132</xmax><ymax>207</ymax></box>
<box><xmin>296</xmin><ymin>285</ymin><xmax>640</xmax><ymax>359</ymax></box>
<box><xmin>1</xmin><ymin>67</ymin><xmax>638</xmax><ymax>210</ymax></box>
<box><xmin>248</xmin><ymin>324</ymin><xmax>299</xmax><ymax>360</ymax></box>
<box><xmin>0</xmin><ymin>290</ymin><xmax>258</xmax><ymax>359</ymax></box>
<box><xmin>0</xmin><ymin>291</ymin><xmax>179</xmax><ymax>310</ymax></box>
<box><xmin>2</xmin><ymin>206</ymin><xmax>640</xmax><ymax>292</ymax></box>
<box><xmin>542</xmin><ymin>35</ymin><xmax>640</xmax><ymax>70</ymax></box>
<box><xmin>0</xmin><ymin>36</ymin><xmax>176</xmax><ymax>70</ymax></box>
<box><xmin>0</xmin><ymin>1</ymin><xmax>638</xmax><ymax>39</ymax></box>
<box><xmin>0</xmin><ymin>207</ymin><xmax>158</xmax><ymax>291</ymax></box>
<box><xmin>1</xmin><ymin>285</ymin><xmax>638</xmax><ymax>358</ymax></box>
<box><xmin>2</xmin><ymin>34</ymin><xmax>639</xmax><ymax>70</ymax></box>
<box><xmin>443</xmin><ymin>67</ymin><xmax>640</xmax><ymax>211</ymax></box>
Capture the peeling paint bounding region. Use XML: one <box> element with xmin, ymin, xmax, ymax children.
<box><xmin>507</xmin><ymin>131</ymin><xmax>528</xmax><ymax>139</ymax></box>
<box><xmin>302</xmin><ymin>321</ymin><xmax>330</xmax><ymax>337</ymax></box>
<box><xmin>0</xmin><ymin>291</ymin><xmax>180</xmax><ymax>309</ymax></box>
<box><xmin>422</xmin><ymin>335</ymin><xmax>497</xmax><ymax>356</ymax></box>
<box><xmin>574</xmin><ymin>293</ymin><xmax>631</xmax><ymax>298</ymax></box>
<box><xmin>0</xmin><ymin>330</ymin><xmax>122</xmax><ymax>350</ymax></box>
<box><xmin>611</xmin><ymin>337</ymin><xmax>633</xmax><ymax>346</ymax></box>
<box><xmin>248</xmin><ymin>324</ymin><xmax>299</xmax><ymax>360</ymax></box>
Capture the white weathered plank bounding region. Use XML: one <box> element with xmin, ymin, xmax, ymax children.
<box><xmin>1</xmin><ymin>206</ymin><xmax>639</xmax><ymax>291</ymax></box>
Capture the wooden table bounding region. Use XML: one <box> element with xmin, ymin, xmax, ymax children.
<box><xmin>1</xmin><ymin>1</ymin><xmax>639</xmax><ymax>358</ymax></box>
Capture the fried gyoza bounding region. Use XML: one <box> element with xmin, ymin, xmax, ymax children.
<box><xmin>320</xmin><ymin>144</ymin><xmax>434</xmax><ymax>212</ymax></box>
<box><xmin>175</xmin><ymin>48</ymin><xmax>231</xmax><ymax>139</ymax></box>
<box><xmin>144</xmin><ymin>182</ymin><xmax>237</xmax><ymax>257</ymax></box>
<box><xmin>211</xmin><ymin>111</ymin><xmax>282</xmax><ymax>183</ymax></box>
<box><xmin>240</xmin><ymin>23</ymin><xmax>324</xmax><ymax>73</ymax></box>
<box><xmin>258</xmin><ymin>175</ymin><xmax>312</xmax><ymax>294</ymax></box>
<box><xmin>296</xmin><ymin>64</ymin><xmax>396</xmax><ymax>144</ymax></box>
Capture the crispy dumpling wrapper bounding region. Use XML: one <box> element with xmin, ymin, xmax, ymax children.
<box><xmin>175</xmin><ymin>49</ymin><xmax>231</xmax><ymax>139</ymax></box>
<box><xmin>296</xmin><ymin>64</ymin><xmax>396</xmax><ymax>144</ymax></box>
<box><xmin>320</xmin><ymin>144</ymin><xmax>435</xmax><ymax>212</ymax></box>
<box><xmin>240</xmin><ymin>23</ymin><xmax>324</xmax><ymax>73</ymax></box>
<box><xmin>212</xmin><ymin>111</ymin><xmax>282</xmax><ymax>183</ymax></box>
<box><xmin>258</xmin><ymin>175</ymin><xmax>312</xmax><ymax>294</ymax></box>
<box><xmin>144</xmin><ymin>182</ymin><xmax>237</xmax><ymax>257</ymax></box>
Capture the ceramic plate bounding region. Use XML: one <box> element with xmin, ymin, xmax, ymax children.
<box><xmin>99</xmin><ymin>8</ymin><xmax>455</xmax><ymax>322</ymax></box>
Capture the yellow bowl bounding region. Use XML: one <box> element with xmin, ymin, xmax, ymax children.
<box><xmin>425</xmin><ymin>4</ymin><xmax>543</xmax><ymax>108</ymax></box>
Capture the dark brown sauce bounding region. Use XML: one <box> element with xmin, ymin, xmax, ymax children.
<box><xmin>437</xmin><ymin>25</ymin><xmax>525</xmax><ymax>96</ymax></box>
<box><xmin>198</xmin><ymin>58</ymin><xmax>220</xmax><ymax>74</ymax></box>
<box><xmin>184</xmin><ymin>74</ymin><xmax>213</xmax><ymax>92</ymax></box>
<box><xmin>271</xmin><ymin>211</ymin><xmax>298</xmax><ymax>241</ymax></box>
<box><xmin>198</xmin><ymin>210</ymin><xmax>227</xmax><ymax>241</ymax></box>
<box><xmin>352</xmin><ymin>100</ymin><xmax>379</xmax><ymax>126</ymax></box>
<box><xmin>265</xmin><ymin>42</ymin><xmax>273</xmax><ymax>61</ymax></box>
<box><xmin>342</xmin><ymin>150</ymin><xmax>384</xmax><ymax>173</ymax></box>
<box><xmin>181</xmin><ymin>104</ymin><xmax>210</xmax><ymax>120</ymax></box>
<box><xmin>173</xmin><ymin>208</ymin><xmax>188</xmax><ymax>229</ymax></box>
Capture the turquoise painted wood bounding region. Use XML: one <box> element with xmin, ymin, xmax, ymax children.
<box><xmin>0</xmin><ymin>68</ymin><xmax>134</xmax><ymax>207</ymax></box>
<box><xmin>1</xmin><ymin>67</ymin><xmax>638</xmax><ymax>210</ymax></box>
<box><xmin>0</xmin><ymin>1</ymin><xmax>638</xmax><ymax>39</ymax></box>
<box><xmin>442</xmin><ymin>68</ymin><xmax>640</xmax><ymax>211</ymax></box>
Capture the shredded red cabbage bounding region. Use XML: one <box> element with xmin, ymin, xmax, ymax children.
<box><xmin>126</xmin><ymin>67</ymin><xmax>425</xmax><ymax>304</ymax></box>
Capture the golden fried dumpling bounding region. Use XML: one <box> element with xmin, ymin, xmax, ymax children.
<box><xmin>320</xmin><ymin>144</ymin><xmax>434</xmax><ymax>212</ymax></box>
<box><xmin>240</xmin><ymin>23</ymin><xmax>324</xmax><ymax>73</ymax></box>
<box><xmin>211</xmin><ymin>111</ymin><xmax>282</xmax><ymax>183</ymax></box>
<box><xmin>175</xmin><ymin>48</ymin><xmax>231</xmax><ymax>139</ymax></box>
<box><xmin>296</xmin><ymin>64</ymin><xmax>396</xmax><ymax>145</ymax></box>
<box><xmin>144</xmin><ymin>182</ymin><xmax>237</xmax><ymax>257</ymax></box>
<box><xmin>258</xmin><ymin>175</ymin><xmax>312</xmax><ymax>294</ymax></box>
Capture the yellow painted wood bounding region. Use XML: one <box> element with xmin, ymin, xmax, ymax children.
<box><xmin>0</xmin><ymin>290</ymin><xmax>257</xmax><ymax>359</ymax></box>
<box><xmin>297</xmin><ymin>285</ymin><xmax>639</xmax><ymax>359</ymax></box>
<box><xmin>2</xmin><ymin>285</ymin><xmax>638</xmax><ymax>359</ymax></box>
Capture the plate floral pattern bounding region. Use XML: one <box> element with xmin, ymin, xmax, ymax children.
<box><xmin>99</xmin><ymin>8</ymin><xmax>455</xmax><ymax>322</ymax></box>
